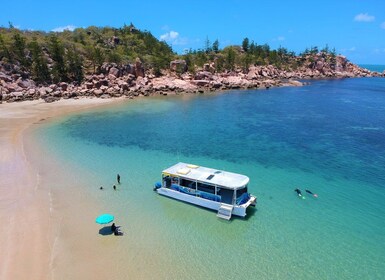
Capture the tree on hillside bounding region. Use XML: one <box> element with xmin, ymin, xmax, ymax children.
<box><xmin>48</xmin><ymin>35</ymin><xmax>67</xmax><ymax>82</ymax></box>
<box><xmin>0</xmin><ymin>34</ymin><xmax>12</xmax><ymax>62</ymax></box>
<box><xmin>11</xmin><ymin>32</ymin><xmax>29</xmax><ymax>68</ymax></box>
<box><xmin>249</xmin><ymin>41</ymin><xmax>256</xmax><ymax>54</ymax></box>
<box><xmin>242</xmin><ymin>37</ymin><xmax>249</xmax><ymax>52</ymax></box>
<box><xmin>66</xmin><ymin>45</ymin><xmax>84</xmax><ymax>83</ymax></box>
<box><xmin>241</xmin><ymin>52</ymin><xmax>252</xmax><ymax>72</ymax></box>
<box><xmin>204</xmin><ymin>36</ymin><xmax>212</xmax><ymax>54</ymax></box>
<box><xmin>85</xmin><ymin>46</ymin><xmax>105</xmax><ymax>73</ymax></box>
<box><xmin>224</xmin><ymin>47</ymin><xmax>236</xmax><ymax>71</ymax></box>
<box><xmin>212</xmin><ymin>39</ymin><xmax>219</xmax><ymax>53</ymax></box>
<box><xmin>29</xmin><ymin>38</ymin><xmax>51</xmax><ymax>84</ymax></box>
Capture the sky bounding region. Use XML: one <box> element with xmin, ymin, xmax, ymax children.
<box><xmin>2</xmin><ymin>0</ymin><xmax>385</xmax><ymax>64</ymax></box>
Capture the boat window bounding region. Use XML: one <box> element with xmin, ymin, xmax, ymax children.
<box><xmin>206</xmin><ymin>174</ymin><xmax>215</xmax><ymax>180</ymax></box>
<box><xmin>236</xmin><ymin>186</ymin><xmax>248</xmax><ymax>198</ymax></box>
<box><xmin>171</xmin><ymin>177</ymin><xmax>179</xmax><ymax>184</ymax></box>
<box><xmin>163</xmin><ymin>176</ymin><xmax>172</xmax><ymax>188</ymax></box>
<box><xmin>235</xmin><ymin>186</ymin><xmax>250</xmax><ymax>205</ymax></box>
<box><xmin>180</xmin><ymin>178</ymin><xmax>196</xmax><ymax>189</ymax></box>
<box><xmin>197</xmin><ymin>182</ymin><xmax>215</xmax><ymax>194</ymax></box>
<box><xmin>220</xmin><ymin>188</ymin><xmax>234</xmax><ymax>204</ymax></box>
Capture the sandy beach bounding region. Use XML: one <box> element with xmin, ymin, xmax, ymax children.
<box><xmin>0</xmin><ymin>98</ymin><xmax>121</xmax><ymax>280</ymax></box>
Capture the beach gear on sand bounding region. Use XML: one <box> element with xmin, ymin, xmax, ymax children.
<box><xmin>95</xmin><ymin>214</ymin><xmax>114</xmax><ymax>224</ymax></box>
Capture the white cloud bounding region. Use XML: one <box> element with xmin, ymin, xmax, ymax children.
<box><xmin>51</xmin><ymin>25</ymin><xmax>76</xmax><ymax>32</ymax></box>
<box><xmin>160</xmin><ymin>30</ymin><xmax>179</xmax><ymax>41</ymax></box>
<box><xmin>160</xmin><ymin>30</ymin><xmax>188</xmax><ymax>46</ymax></box>
<box><xmin>381</xmin><ymin>22</ymin><xmax>385</xmax><ymax>29</ymax></box>
<box><xmin>277</xmin><ymin>36</ymin><xmax>285</xmax><ymax>41</ymax></box>
<box><xmin>354</xmin><ymin>13</ymin><xmax>375</xmax><ymax>22</ymax></box>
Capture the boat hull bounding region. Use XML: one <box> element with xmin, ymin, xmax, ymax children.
<box><xmin>156</xmin><ymin>187</ymin><xmax>255</xmax><ymax>217</ymax></box>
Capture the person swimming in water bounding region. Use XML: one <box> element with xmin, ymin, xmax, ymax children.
<box><xmin>294</xmin><ymin>188</ymin><xmax>302</xmax><ymax>197</ymax></box>
<box><xmin>305</xmin><ymin>189</ymin><xmax>318</xmax><ymax>197</ymax></box>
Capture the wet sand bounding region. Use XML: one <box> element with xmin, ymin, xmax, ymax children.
<box><xmin>0</xmin><ymin>98</ymin><xmax>121</xmax><ymax>280</ymax></box>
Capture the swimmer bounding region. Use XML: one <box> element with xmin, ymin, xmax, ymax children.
<box><xmin>305</xmin><ymin>189</ymin><xmax>318</xmax><ymax>197</ymax></box>
<box><xmin>100</xmin><ymin>186</ymin><xmax>103</xmax><ymax>190</ymax></box>
<box><xmin>294</xmin><ymin>188</ymin><xmax>302</xmax><ymax>197</ymax></box>
<box><xmin>294</xmin><ymin>188</ymin><xmax>305</xmax><ymax>199</ymax></box>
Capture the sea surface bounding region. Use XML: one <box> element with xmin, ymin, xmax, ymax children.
<box><xmin>359</xmin><ymin>64</ymin><xmax>385</xmax><ymax>73</ymax></box>
<box><xmin>35</xmin><ymin>77</ymin><xmax>385</xmax><ymax>279</ymax></box>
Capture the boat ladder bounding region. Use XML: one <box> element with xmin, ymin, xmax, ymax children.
<box><xmin>217</xmin><ymin>204</ymin><xmax>233</xmax><ymax>220</ymax></box>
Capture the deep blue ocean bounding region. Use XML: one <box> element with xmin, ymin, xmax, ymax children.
<box><xmin>39</xmin><ymin>77</ymin><xmax>385</xmax><ymax>279</ymax></box>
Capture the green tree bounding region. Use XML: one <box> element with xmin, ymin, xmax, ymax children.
<box><xmin>241</xmin><ymin>53</ymin><xmax>252</xmax><ymax>72</ymax></box>
<box><xmin>310</xmin><ymin>46</ymin><xmax>319</xmax><ymax>54</ymax></box>
<box><xmin>224</xmin><ymin>47</ymin><xmax>236</xmax><ymax>70</ymax></box>
<box><xmin>66</xmin><ymin>45</ymin><xmax>84</xmax><ymax>83</ymax></box>
<box><xmin>212</xmin><ymin>39</ymin><xmax>219</xmax><ymax>53</ymax></box>
<box><xmin>242</xmin><ymin>37</ymin><xmax>249</xmax><ymax>52</ymax></box>
<box><xmin>249</xmin><ymin>41</ymin><xmax>256</xmax><ymax>54</ymax></box>
<box><xmin>48</xmin><ymin>35</ymin><xmax>67</xmax><ymax>82</ymax></box>
<box><xmin>0</xmin><ymin>34</ymin><xmax>12</xmax><ymax>62</ymax></box>
<box><xmin>29</xmin><ymin>38</ymin><xmax>51</xmax><ymax>84</ymax></box>
<box><xmin>204</xmin><ymin>36</ymin><xmax>212</xmax><ymax>53</ymax></box>
<box><xmin>12</xmin><ymin>32</ymin><xmax>29</xmax><ymax>68</ymax></box>
<box><xmin>195</xmin><ymin>50</ymin><xmax>207</xmax><ymax>67</ymax></box>
<box><xmin>85</xmin><ymin>46</ymin><xmax>105</xmax><ymax>73</ymax></box>
<box><xmin>321</xmin><ymin>44</ymin><xmax>330</xmax><ymax>54</ymax></box>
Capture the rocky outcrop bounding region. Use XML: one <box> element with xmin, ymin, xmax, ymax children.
<box><xmin>0</xmin><ymin>54</ymin><xmax>383</xmax><ymax>103</ymax></box>
<box><xmin>170</xmin><ymin>60</ymin><xmax>187</xmax><ymax>74</ymax></box>
<box><xmin>135</xmin><ymin>58</ymin><xmax>144</xmax><ymax>78</ymax></box>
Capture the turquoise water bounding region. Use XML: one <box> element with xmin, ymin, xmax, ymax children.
<box><xmin>39</xmin><ymin>78</ymin><xmax>385</xmax><ymax>279</ymax></box>
<box><xmin>359</xmin><ymin>64</ymin><xmax>385</xmax><ymax>73</ymax></box>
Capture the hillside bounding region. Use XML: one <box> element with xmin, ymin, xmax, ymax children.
<box><xmin>0</xmin><ymin>24</ymin><xmax>383</xmax><ymax>103</ymax></box>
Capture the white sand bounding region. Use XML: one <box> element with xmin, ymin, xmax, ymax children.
<box><xmin>0</xmin><ymin>98</ymin><xmax>122</xmax><ymax>280</ymax></box>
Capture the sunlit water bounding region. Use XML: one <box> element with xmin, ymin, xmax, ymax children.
<box><xmin>36</xmin><ymin>77</ymin><xmax>385</xmax><ymax>279</ymax></box>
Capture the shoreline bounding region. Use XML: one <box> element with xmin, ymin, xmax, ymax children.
<box><xmin>0</xmin><ymin>97</ymin><xmax>123</xmax><ymax>280</ymax></box>
<box><xmin>1</xmin><ymin>57</ymin><xmax>384</xmax><ymax>104</ymax></box>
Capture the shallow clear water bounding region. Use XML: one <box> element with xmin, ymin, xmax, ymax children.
<box><xmin>39</xmin><ymin>77</ymin><xmax>385</xmax><ymax>279</ymax></box>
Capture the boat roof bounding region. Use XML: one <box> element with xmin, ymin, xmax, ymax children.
<box><xmin>162</xmin><ymin>162</ymin><xmax>249</xmax><ymax>189</ymax></box>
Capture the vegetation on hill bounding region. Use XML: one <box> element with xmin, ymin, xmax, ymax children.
<box><xmin>0</xmin><ymin>23</ymin><xmax>340</xmax><ymax>85</ymax></box>
<box><xmin>0</xmin><ymin>23</ymin><xmax>174</xmax><ymax>83</ymax></box>
<box><xmin>181</xmin><ymin>37</ymin><xmax>337</xmax><ymax>74</ymax></box>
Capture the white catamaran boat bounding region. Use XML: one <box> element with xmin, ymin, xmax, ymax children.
<box><xmin>154</xmin><ymin>162</ymin><xmax>257</xmax><ymax>220</ymax></box>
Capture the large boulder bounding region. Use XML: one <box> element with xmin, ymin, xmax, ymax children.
<box><xmin>85</xmin><ymin>82</ymin><xmax>94</xmax><ymax>89</ymax></box>
<box><xmin>17</xmin><ymin>79</ymin><xmax>33</xmax><ymax>89</ymax></box>
<box><xmin>0</xmin><ymin>73</ymin><xmax>12</xmax><ymax>82</ymax></box>
<box><xmin>170</xmin><ymin>60</ymin><xmax>187</xmax><ymax>74</ymax></box>
<box><xmin>194</xmin><ymin>71</ymin><xmax>212</xmax><ymax>80</ymax></box>
<box><xmin>109</xmin><ymin>67</ymin><xmax>120</xmax><ymax>78</ymax></box>
<box><xmin>59</xmin><ymin>82</ymin><xmax>68</xmax><ymax>91</ymax></box>
<box><xmin>135</xmin><ymin>58</ymin><xmax>145</xmax><ymax>78</ymax></box>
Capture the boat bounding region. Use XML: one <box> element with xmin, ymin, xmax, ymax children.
<box><xmin>154</xmin><ymin>162</ymin><xmax>257</xmax><ymax>220</ymax></box>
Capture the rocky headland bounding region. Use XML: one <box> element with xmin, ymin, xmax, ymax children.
<box><xmin>0</xmin><ymin>53</ymin><xmax>383</xmax><ymax>104</ymax></box>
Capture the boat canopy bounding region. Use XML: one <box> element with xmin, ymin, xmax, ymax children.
<box><xmin>162</xmin><ymin>162</ymin><xmax>249</xmax><ymax>190</ymax></box>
